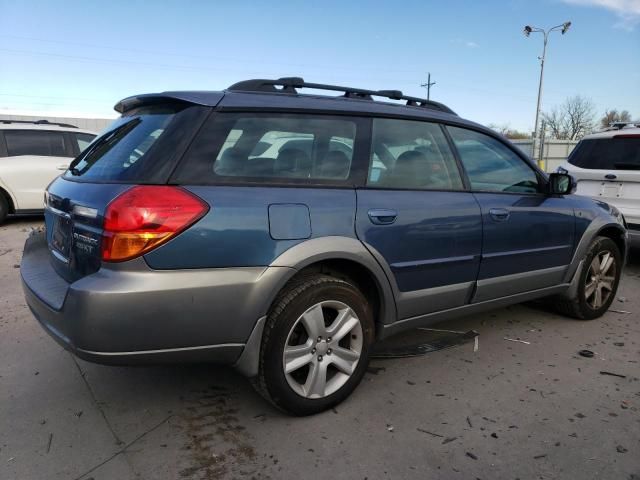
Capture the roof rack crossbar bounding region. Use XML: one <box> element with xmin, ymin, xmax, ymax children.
<box><xmin>227</xmin><ymin>77</ymin><xmax>456</xmax><ymax>115</ymax></box>
<box><xmin>608</xmin><ymin>120</ymin><xmax>640</xmax><ymax>130</ymax></box>
<box><xmin>0</xmin><ymin>119</ymin><xmax>78</xmax><ymax>128</ymax></box>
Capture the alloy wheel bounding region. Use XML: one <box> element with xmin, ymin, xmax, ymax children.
<box><xmin>283</xmin><ymin>300</ymin><xmax>363</xmax><ymax>399</ymax></box>
<box><xmin>584</xmin><ymin>250</ymin><xmax>616</xmax><ymax>310</ymax></box>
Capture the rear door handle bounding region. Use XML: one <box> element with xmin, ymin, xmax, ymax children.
<box><xmin>489</xmin><ymin>208</ymin><xmax>510</xmax><ymax>222</ymax></box>
<box><xmin>368</xmin><ymin>208</ymin><xmax>397</xmax><ymax>225</ymax></box>
<box><xmin>57</xmin><ymin>164</ymin><xmax>69</xmax><ymax>171</ymax></box>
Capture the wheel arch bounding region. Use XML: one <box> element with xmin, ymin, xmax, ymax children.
<box><xmin>0</xmin><ymin>186</ymin><xmax>16</xmax><ymax>214</ymax></box>
<box><xmin>269</xmin><ymin>236</ymin><xmax>397</xmax><ymax>332</ymax></box>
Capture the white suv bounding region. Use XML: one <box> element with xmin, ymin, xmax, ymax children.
<box><xmin>559</xmin><ymin>122</ymin><xmax>640</xmax><ymax>245</ymax></box>
<box><xmin>0</xmin><ymin>120</ymin><xmax>97</xmax><ymax>224</ymax></box>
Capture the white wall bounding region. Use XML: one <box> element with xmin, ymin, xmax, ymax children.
<box><xmin>512</xmin><ymin>139</ymin><xmax>579</xmax><ymax>172</ymax></box>
<box><xmin>0</xmin><ymin>114</ymin><xmax>114</xmax><ymax>134</ymax></box>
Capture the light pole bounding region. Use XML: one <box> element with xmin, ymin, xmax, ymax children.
<box><xmin>523</xmin><ymin>21</ymin><xmax>571</xmax><ymax>167</ymax></box>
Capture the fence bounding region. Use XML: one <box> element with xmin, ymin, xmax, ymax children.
<box><xmin>511</xmin><ymin>139</ymin><xmax>579</xmax><ymax>172</ymax></box>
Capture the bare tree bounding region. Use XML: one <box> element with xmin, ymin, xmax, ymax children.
<box><xmin>487</xmin><ymin>123</ymin><xmax>531</xmax><ymax>139</ymax></box>
<box><xmin>542</xmin><ymin>96</ymin><xmax>596</xmax><ymax>140</ymax></box>
<box><xmin>600</xmin><ymin>109</ymin><xmax>632</xmax><ymax>128</ymax></box>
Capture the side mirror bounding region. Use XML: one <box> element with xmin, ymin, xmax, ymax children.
<box><xmin>548</xmin><ymin>173</ymin><xmax>576</xmax><ymax>195</ymax></box>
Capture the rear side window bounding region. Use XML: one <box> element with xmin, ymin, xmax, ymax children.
<box><xmin>367</xmin><ymin>118</ymin><xmax>464</xmax><ymax>190</ymax></box>
<box><xmin>448</xmin><ymin>126</ymin><xmax>539</xmax><ymax>194</ymax></box>
<box><xmin>568</xmin><ymin>137</ymin><xmax>640</xmax><ymax>170</ymax></box>
<box><xmin>73</xmin><ymin>133</ymin><xmax>96</xmax><ymax>152</ymax></box>
<box><xmin>4</xmin><ymin>130</ymin><xmax>67</xmax><ymax>157</ymax></box>
<box><xmin>176</xmin><ymin>113</ymin><xmax>358</xmax><ymax>183</ymax></box>
<box><xmin>65</xmin><ymin>104</ymin><xmax>208</xmax><ymax>183</ymax></box>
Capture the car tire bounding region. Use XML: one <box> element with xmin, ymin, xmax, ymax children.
<box><xmin>554</xmin><ymin>236</ymin><xmax>622</xmax><ymax>320</ymax></box>
<box><xmin>253</xmin><ymin>274</ymin><xmax>374</xmax><ymax>416</ymax></box>
<box><xmin>0</xmin><ymin>194</ymin><xmax>8</xmax><ymax>225</ymax></box>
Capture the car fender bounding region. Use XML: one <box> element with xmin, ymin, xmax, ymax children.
<box><xmin>563</xmin><ymin>212</ymin><xmax>627</xmax><ymax>285</ymax></box>
<box><xmin>269</xmin><ymin>236</ymin><xmax>398</xmax><ymax>326</ymax></box>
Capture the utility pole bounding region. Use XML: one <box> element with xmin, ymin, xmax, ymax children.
<box><xmin>421</xmin><ymin>73</ymin><xmax>436</xmax><ymax>100</ymax></box>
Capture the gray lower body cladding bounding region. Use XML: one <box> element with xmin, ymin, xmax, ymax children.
<box><xmin>21</xmin><ymin>233</ymin><xmax>293</xmax><ymax>366</ymax></box>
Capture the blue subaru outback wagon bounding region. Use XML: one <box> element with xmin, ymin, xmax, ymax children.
<box><xmin>22</xmin><ymin>77</ymin><xmax>628</xmax><ymax>415</ymax></box>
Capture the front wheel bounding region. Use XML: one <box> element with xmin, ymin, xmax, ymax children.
<box><xmin>254</xmin><ymin>275</ymin><xmax>374</xmax><ymax>416</ymax></box>
<box><xmin>554</xmin><ymin>236</ymin><xmax>622</xmax><ymax>320</ymax></box>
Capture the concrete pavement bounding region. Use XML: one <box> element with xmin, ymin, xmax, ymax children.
<box><xmin>1</xmin><ymin>217</ymin><xmax>638</xmax><ymax>480</ymax></box>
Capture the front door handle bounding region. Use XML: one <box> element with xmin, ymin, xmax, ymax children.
<box><xmin>368</xmin><ymin>208</ymin><xmax>397</xmax><ymax>225</ymax></box>
<box><xmin>57</xmin><ymin>164</ymin><xmax>69</xmax><ymax>171</ymax></box>
<box><xmin>489</xmin><ymin>208</ymin><xmax>510</xmax><ymax>222</ymax></box>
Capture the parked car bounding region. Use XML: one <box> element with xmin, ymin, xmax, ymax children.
<box><xmin>21</xmin><ymin>78</ymin><xmax>628</xmax><ymax>415</ymax></box>
<box><xmin>559</xmin><ymin>122</ymin><xmax>639</xmax><ymax>245</ymax></box>
<box><xmin>0</xmin><ymin>120</ymin><xmax>96</xmax><ymax>224</ymax></box>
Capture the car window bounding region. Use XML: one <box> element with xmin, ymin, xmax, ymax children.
<box><xmin>73</xmin><ymin>133</ymin><xmax>96</xmax><ymax>152</ymax></box>
<box><xmin>4</xmin><ymin>130</ymin><xmax>68</xmax><ymax>157</ymax></box>
<box><xmin>194</xmin><ymin>114</ymin><xmax>357</xmax><ymax>181</ymax></box>
<box><xmin>568</xmin><ymin>137</ymin><xmax>640</xmax><ymax>170</ymax></box>
<box><xmin>367</xmin><ymin>118</ymin><xmax>464</xmax><ymax>190</ymax></box>
<box><xmin>448</xmin><ymin>126</ymin><xmax>539</xmax><ymax>194</ymax></box>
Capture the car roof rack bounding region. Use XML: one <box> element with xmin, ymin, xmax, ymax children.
<box><xmin>607</xmin><ymin>120</ymin><xmax>640</xmax><ymax>130</ymax></box>
<box><xmin>0</xmin><ymin>119</ymin><xmax>78</xmax><ymax>128</ymax></box>
<box><xmin>227</xmin><ymin>77</ymin><xmax>457</xmax><ymax>115</ymax></box>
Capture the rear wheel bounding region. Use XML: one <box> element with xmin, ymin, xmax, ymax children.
<box><xmin>0</xmin><ymin>194</ymin><xmax>8</xmax><ymax>225</ymax></box>
<box><xmin>554</xmin><ymin>236</ymin><xmax>622</xmax><ymax>320</ymax></box>
<box><xmin>254</xmin><ymin>275</ymin><xmax>374</xmax><ymax>415</ymax></box>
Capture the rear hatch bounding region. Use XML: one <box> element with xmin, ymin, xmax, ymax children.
<box><xmin>45</xmin><ymin>102</ymin><xmax>212</xmax><ymax>283</ymax></box>
<box><xmin>567</xmin><ymin>134</ymin><xmax>640</xmax><ymax>223</ymax></box>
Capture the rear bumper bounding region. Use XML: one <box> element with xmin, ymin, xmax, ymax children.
<box><xmin>21</xmin><ymin>232</ymin><xmax>292</xmax><ymax>367</ymax></box>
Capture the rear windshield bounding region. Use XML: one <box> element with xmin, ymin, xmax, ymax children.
<box><xmin>568</xmin><ymin>137</ymin><xmax>640</xmax><ymax>170</ymax></box>
<box><xmin>64</xmin><ymin>104</ymin><xmax>207</xmax><ymax>183</ymax></box>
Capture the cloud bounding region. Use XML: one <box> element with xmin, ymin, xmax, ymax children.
<box><xmin>561</xmin><ymin>0</ymin><xmax>640</xmax><ymax>30</ymax></box>
<box><xmin>451</xmin><ymin>38</ymin><xmax>480</xmax><ymax>48</ymax></box>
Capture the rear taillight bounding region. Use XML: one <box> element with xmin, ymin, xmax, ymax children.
<box><xmin>101</xmin><ymin>186</ymin><xmax>208</xmax><ymax>262</ymax></box>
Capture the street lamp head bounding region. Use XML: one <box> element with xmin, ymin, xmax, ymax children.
<box><xmin>524</xmin><ymin>25</ymin><xmax>532</xmax><ymax>36</ymax></box>
<box><xmin>561</xmin><ymin>21</ymin><xmax>571</xmax><ymax>34</ymax></box>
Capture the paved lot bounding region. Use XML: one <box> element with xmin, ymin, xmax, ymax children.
<box><xmin>1</xmin><ymin>217</ymin><xmax>639</xmax><ymax>480</ymax></box>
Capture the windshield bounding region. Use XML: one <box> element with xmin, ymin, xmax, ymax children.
<box><xmin>568</xmin><ymin>137</ymin><xmax>640</xmax><ymax>170</ymax></box>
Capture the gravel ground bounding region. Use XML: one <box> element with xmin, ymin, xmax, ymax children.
<box><xmin>1</xmin><ymin>216</ymin><xmax>639</xmax><ymax>480</ymax></box>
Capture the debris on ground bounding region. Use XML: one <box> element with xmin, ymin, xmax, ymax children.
<box><xmin>386</xmin><ymin>424</ymin><xmax>394</xmax><ymax>432</ymax></box>
<box><xmin>416</xmin><ymin>428</ymin><xmax>443</xmax><ymax>438</ymax></box>
<box><xmin>46</xmin><ymin>433</ymin><xmax>53</xmax><ymax>453</ymax></box>
<box><xmin>466</xmin><ymin>416</ymin><xmax>473</xmax><ymax>428</ymax></box>
<box><xmin>466</xmin><ymin>452</ymin><xmax>478</xmax><ymax>460</ymax></box>
<box><xmin>442</xmin><ymin>437</ymin><xmax>457</xmax><ymax>445</ymax></box>
<box><xmin>608</xmin><ymin>309</ymin><xmax>632</xmax><ymax>314</ymax></box>
<box><xmin>600</xmin><ymin>371</ymin><xmax>626</xmax><ymax>379</ymax></box>
<box><xmin>491</xmin><ymin>433</ymin><xmax>498</xmax><ymax>438</ymax></box>
<box><xmin>504</xmin><ymin>337</ymin><xmax>530</xmax><ymax>345</ymax></box>
<box><xmin>616</xmin><ymin>445</ymin><xmax>628</xmax><ymax>453</ymax></box>
<box><xmin>578</xmin><ymin>349</ymin><xmax>595</xmax><ymax>358</ymax></box>
<box><xmin>534</xmin><ymin>454</ymin><xmax>547</xmax><ymax>459</ymax></box>
<box><xmin>613</xmin><ymin>342</ymin><xmax>624</xmax><ymax>347</ymax></box>
<box><xmin>371</xmin><ymin>329</ymin><xmax>478</xmax><ymax>358</ymax></box>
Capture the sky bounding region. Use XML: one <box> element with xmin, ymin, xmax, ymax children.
<box><xmin>0</xmin><ymin>0</ymin><xmax>638</xmax><ymax>132</ymax></box>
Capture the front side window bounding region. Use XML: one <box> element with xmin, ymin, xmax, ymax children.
<box><xmin>197</xmin><ymin>114</ymin><xmax>356</xmax><ymax>181</ymax></box>
<box><xmin>448</xmin><ymin>126</ymin><xmax>539</xmax><ymax>194</ymax></box>
<box><xmin>5</xmin><ymin>130</ymin><xmax>67</xmax><ymax>157</ymax></box>
<box><xmin>367</xmin><ymin>118</ymin><xmax>464</xmax><ymax>190</ymax></box>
